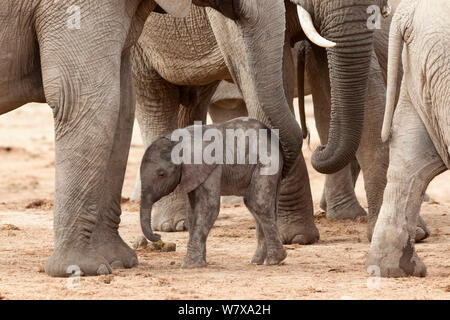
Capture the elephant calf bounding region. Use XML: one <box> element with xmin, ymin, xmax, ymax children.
<box><xmin>139</xmin><ymin>118</ymin><xmax>287</xmax><ymax>268</ymax></box>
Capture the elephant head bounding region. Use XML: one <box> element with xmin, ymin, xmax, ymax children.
<box><xmin>139</xmin><ymin>135</ymin><xmax>220</xmax><ymax>241</ymax></box>
<box><xmin>291</xmin><ymin>0</ymin><xmax>390</xmax><ymax>174</ymax></box>
<box><xmin>139</xmin><ymin>137</ymin><xmax>181</xmax><ymax>242</ymax></box>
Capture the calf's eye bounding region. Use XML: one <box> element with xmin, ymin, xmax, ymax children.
<box><xmin>156</xmin><ymin>169</ymin><xmax>166</xmax><ymax>178</ymax></box>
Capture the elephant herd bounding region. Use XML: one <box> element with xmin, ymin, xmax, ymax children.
<box><xmin>0</xmin><ymin>0</ymin><xmax>448</xmax><ymax>279</ymax></box>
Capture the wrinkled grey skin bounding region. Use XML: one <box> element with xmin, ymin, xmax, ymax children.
<box><xmin>140</xmin><ymin>118</ymin><xmax>287</xmax><ymax>268</ymax></box>
<box><xmin>209</xmin><ymin>0</ymin><xmax>412</xmax><ymax>241</ymax></box>
<box><xmin>0</xmin><ymin>0</ymin><xmax>196</xmax><ymax>277</ymax></box>
<box><xmin>366</xmin><ymin>0</ymin><xmax>449</xmax><ymax>278</ymax></box>
<box><xmin>131</xmin><ymin>1</ymin><xmax>319</xmax><ymax>245</ymax></box>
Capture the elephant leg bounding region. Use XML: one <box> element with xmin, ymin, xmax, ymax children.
<box><xmin>89</xmin><ymin>52</ymin><xmax>138</xmax><ymax>269</ymax></box>
<box><xmin>182</xmin><ymin>171</ymin><xmax>221</xmax><ymax>269</ymax></box>
<box><xmin>320</xmin><ymin>159</ymin><xmax>361</xmax><ymax>211</ymax></box>
<box><xmin>245</xmin><ymin>175</ymin><xmax>286</xmax><ymax>266</ymax></box>
<box><xmin>357</xmin><ymin>54</ymin><xmax>430</xmax><ymax>242</ymax></box>
<box><xmin>312</xmin><ymin>92</ymin><xmax>366</xmax><ymax>220</ymax></box>
<box><xmin>366</xmin><ymin>90</ymin><xmax>446</xmax><ymax>278</ymax></box>
<box><xmin>276</xmin><ymin>43</ymin><xmax>318</xmax><ymax>245</ymax></box>
<box><xmin>356</xmin><ymin>54</ymin><xmax>389</xmax><ymax>237</ymax></box>
<box><xmin>132</xmin><ymin>63</ymin><xmax>185</xmax><ymax>232</ymax></box>
<box><xmin>38</xmin><ymin>23</ymin><xmax>132</xmax><ymax>277</ymax></box>
<box><xmin>248</xmin><ymin>218</ymin><xmax>267</xmax><ymax>265</ymax></box>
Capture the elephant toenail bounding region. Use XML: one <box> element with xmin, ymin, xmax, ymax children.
<box><xmin>97</xmin><ymin>264</ymin><xmax>111</xmax><ymax>275</ymax></box>
<box><xmin>175</xmin><ymin>220</ymin><xmax>186</xmax><ymax>231</ymax></box>
<box><xmin>161</xmin><ymin>222</ymin><xmax>172</xmax><ymax>232</ymax></box>
<box><xmin>110</xmin><ymin>261</ymin><xmax>124</xmax><ymax>269</ymax></box>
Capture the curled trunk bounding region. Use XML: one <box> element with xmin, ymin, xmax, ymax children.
<box><xmin>311</xmin><ymin>9</ymin><xmax>375</xmax><ymax>174</ymax></box>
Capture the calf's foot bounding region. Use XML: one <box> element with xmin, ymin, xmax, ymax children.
<box><xmin>264</xmin><ymin>248</ymin><xmax>287</xmax><ymax>266</ymax></box>
<box><xmin>251</xmin><ymin>247</ymin><xmax>267</xmax><ymax>265</ymax></box>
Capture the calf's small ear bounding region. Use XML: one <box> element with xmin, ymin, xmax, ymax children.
<box><xmin>180</xmin><ymin>163</ymin><xmax>218</xmax><ymax>194</ymax></box>
<box><xmin>154</xmin><ymin>0</ymin><xmax>192</xmax><ymax>18</ymax></box>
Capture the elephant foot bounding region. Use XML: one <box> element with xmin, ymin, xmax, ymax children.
<box><xmin>91</xmin><ymin>228</ymin><xmax>138</xmax><ymax>269</ymax></box>
<box><xmin>326</xmin><ymin>201</ymin><xmax>367</xmax><ymax>220</ymax></box>
<box><xmin>250</xmin><ymin>248</ymin><xmax>267</xmax><ymax>265</ymax></box>
<box><xmin>152</xmin><ymin>193</ymin><xmax>187</xmax><ymax>232</ymax></box>
<box><xmin>367</xmin><ymin>218</ymin><xmax>430</xmax><ymax>243</ymax></box>
<box><xmin>278</xmin><ymin>219</ymin><xmax>319</xmax><ymax>245</ymax></box>
<box><xmin>415</xmin><ymin>216</ymin><xmax>430</xmax><ymax>242</ymax></box>
<box><xmin>366</xmin><ymin>246</ymin><xmax>427</xmax><ymax>278</ymax></box>
<box><xmin>181</xmin><ymin>257</ymin><xmax>207</xmax><ymax>269</ymax></box>
<box><xmin>264</xmin><ymin>248</ymin><xmax>287</xmax><ymax>266</ymax></box>
<box><xmin>46</xmin><ymin>244</ymin><xmax>112</xmax><ymax>277</ymax></box>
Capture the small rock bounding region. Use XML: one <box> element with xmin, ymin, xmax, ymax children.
<box><xmin>149</xmin><ymin>240</ymin><xmax>164</xmax><ymax>251</ymax></box>
<box><xmin>170</xmin><ymin>261</ymin><xmax>176</xmax><ymax>266</ymax></box>
<box><xmin>36</xmin><ymin>264</ymin><xmax>45</xmax><ymax>273</ymax></box>
<box><xmin>99</xmin><ymin>275</ymin><xmax>114</xmax><ymax>284</ymax></box>
<box><xmin>161</xmin><ymin>242</ymin><xmax>176</xmax><ymax>252</ymax></box>
<box><xmin>0</xmin><ymin>224</ymin><xmax>20</xmax><ymax>231</ymax></box>
<box><xmin>147</xmin><ymin>240</ymin><xmax>176</xmax><ymax>252</ymax></box>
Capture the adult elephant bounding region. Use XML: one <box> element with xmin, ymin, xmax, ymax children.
<box><xmin>0</xmin><ymin>0</ymin><xmax>195</xmax><ymax>277</ymax></box>
<box><xmin>209</xmin><ymin>0</ymin><xmax>430</xmax><ymax>241</ymax></box>
<box><xmin>131</xmin><ymin>0</ymin><xmax>318</xmax><ymax>244</ymax></box>
<box><xmin>367</xmin><ymin>0</ymin><xmax>449</xmax><ymax>277</ymax></box>
<box><xmin>131</xmin><ymin>0</ymin><xmax>389</xmax><ymax>242</ymax></box>
<box><xmin>1</xmin><ymin>0</ymin><xmax>297</xmax><ymax>277</ymax></box>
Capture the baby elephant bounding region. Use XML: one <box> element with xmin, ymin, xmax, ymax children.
<box><xmin>139</xmin><ymin>117</ymin><xmax>287</xmax><ymax>268</ymax></box>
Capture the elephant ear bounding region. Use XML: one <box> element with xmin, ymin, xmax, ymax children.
<box><xmin>179</xmin><ymin>163</ymin><xmax>218</xmax><ymax>194</ymax></box>
<box><xmin>154</xmin><ymin>0</ymin><xmax>192</xmax><ymax>18</ymax></box>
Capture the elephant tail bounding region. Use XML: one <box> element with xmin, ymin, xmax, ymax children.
<box><xmin>297</xmin><ymin>43</ymin><xmax>309</xmax><ymax>140</ymax></box>
<box><xmin>382</xmin><ymin>16</ymin><xmax>404</xmax><ymax>143</ymax></box>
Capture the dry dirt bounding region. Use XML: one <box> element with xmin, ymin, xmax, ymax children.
<box><xmin>0</xmin><ymin>102</ymin><xmax>449</xmax><ymax>300</ymax></box>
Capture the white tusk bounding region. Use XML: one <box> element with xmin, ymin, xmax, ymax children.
<box><xmin>297</xmin><ymin>6</ymin><xmax>336</xmax><ymax>48</ymax></box>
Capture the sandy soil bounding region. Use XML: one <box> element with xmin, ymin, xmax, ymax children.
<box><xmin>0</xmin><ymin>102</ymin><xmax>449</xmax><ymax>300</ymax></box>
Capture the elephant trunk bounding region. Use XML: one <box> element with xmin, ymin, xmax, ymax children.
<box><xmin>203</xmin><ymin>0</ymin><xmax>304</xmax><ymax>175</ymax></box>
<box><xmin>297</xmin><ymin>43</ymin><xmax>308</xmax><ymax>139</ymax></box>
<box><xmin>140</xmin><ymin>195</ymin><xmax>161</xmax><ymax>242</ymax></box>
<box><xmin>311</xmin><ymin>32</ymin><xmax>374</xmax><ymax>174</ymax></box>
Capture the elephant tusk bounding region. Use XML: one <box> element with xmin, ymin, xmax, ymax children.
<box><xmin>382</xmin><ymin>5</ymin><xmax>392</xmax><ymax>18</ymax></box>
<box><xmin>297</xmin><ymin>6</ymin><xmax>336</xmax><ymax>48</ymax></box>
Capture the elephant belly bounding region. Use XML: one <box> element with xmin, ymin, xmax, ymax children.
<box><xmin>220</xmin><ymin>165</ymin><xmax>254</xmax><ymax>197</ymax></box>
<box><xmin>139</xmin><ymin>7</ymin><xmax>230</xmax><ymax>86</ymax></box>
<box><xmin>0</xmin><ymin>3</ymin><xmax>45</xmax><ymax>114</ymax></box>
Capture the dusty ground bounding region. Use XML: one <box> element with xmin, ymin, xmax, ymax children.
<box><xmin>0</xmin><ymin>102</ymin><xmax>449</xmax><ymax>300</ymax></box>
